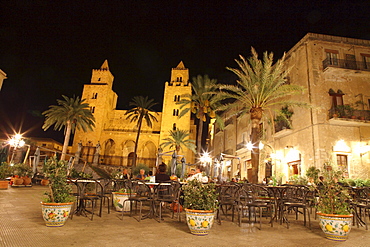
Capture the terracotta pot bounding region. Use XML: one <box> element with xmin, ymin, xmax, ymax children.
<box><xmin>0</xmin><ymin>180</ymin><xmax>9</xmax><ymax>190</ymax></box>
<box><xmin>185</xmin><ymin>209</ymin><xmax>215</xmax><ymax>236</ymax></box>
<box><xmin>41</xmin><ymin>179</ymin><xmax>50</xmax><ymax>186</ymax></box>
<box><xmin>13</xmin><ymin>177</ymin><xmax>24</xmax><ymax>185</ymax></box>
<box><xmin>41</xmin><ymin>202</ymin><xmax>74</xmax><ymax>227</ymax></box>
<box><xmin>22</xmin><ymin>176</ymin><xmax>32</xmax><ymax>185</ymax></box>
<box><xmin>317</xmin><ymin>212</ymin><xmax>353</xmax><ymax>241</ymax></box>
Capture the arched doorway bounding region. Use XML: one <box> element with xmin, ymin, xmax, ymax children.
<box><xmin>103</xmin><ymin>139</ymin><xmax>115</xmax><ymax>165</ymax></box>
<box><xmin>127</xmin><ymin>152</ymin><xmax>137</xmax><ymax>167</ymax></box>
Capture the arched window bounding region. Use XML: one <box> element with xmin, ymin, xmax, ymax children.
<box><xmin>173</xmin><ymin>123</ymin><xmax>176</xmax><ymax>130</ymax></box>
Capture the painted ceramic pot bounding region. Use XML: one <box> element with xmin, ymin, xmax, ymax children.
<box><xmin>41</xmin><ymin>202</ymin><xmax>74</xmax><ymax>227</ymax></box>
<box><xmin>317</xmin><ymin>212</ymin><xmax>353</xmax><ymax>241</ymax></box>
<box><xmin>112</xmin><ymin>192</ymin><xmax>135</xmax><ymax>212</ymax></box>
<box><xmin>185</xmin><ymin>209</ymin><xmax>215</xmax><ymax>236</ymax></box>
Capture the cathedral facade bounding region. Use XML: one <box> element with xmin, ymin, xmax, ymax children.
<box><xmin>72</xmin><ymin>61</ymin><xmax>196</xmax><ymax>168</ymax></box>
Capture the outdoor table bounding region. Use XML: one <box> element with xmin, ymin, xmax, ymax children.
<box><xmin>70</xmin><ymin>179</ymin><xmax>101</xmax><ymax>218</ymax></box>
<box><xmin>264</xmin><ymin>186</ymin><xmax>287</xmax><ymax>223</ymax></box>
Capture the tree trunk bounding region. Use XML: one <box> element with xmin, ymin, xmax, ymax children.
<box><xmin>61</xmin><ymin>121</ymin><xmax>72</xmax><ymax>161</ymax></box>
<box><xmin>197</xmin><ymin>112</ymin><xmax>204</xmax><ymax>155</ymax></box>
<box><xmin>133</xmin><ymin>117</ymin><xmax>143</xmax><ymax>168</ymax></box>
<box><xmin>250</xmin><ymin>125</ymin><xmax>260</xmax><ymax>184</ymax></box>
<box><xmin>249</xmin><ymin>107</ymin><xmax>262</xmax><ymax>184</ymax></box>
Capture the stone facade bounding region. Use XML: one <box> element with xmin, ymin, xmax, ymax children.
<box><xmin>211</xmin><ymin>33</ymin><xmax>370</xmax><ymax>183</ymax></box>
<box><xmin>72</xmin><ymin>61</ymin><xmax>196</xmax><ymax>168</ymax></box>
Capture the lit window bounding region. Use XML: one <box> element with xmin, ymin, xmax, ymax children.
<box><xmin>337</xmin><ymin>154</ymin><xmax>348</xmax><ymax>175</ymax></box>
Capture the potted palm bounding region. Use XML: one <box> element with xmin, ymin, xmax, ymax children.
<box><xmin>181</xmin><ymin>179</ymin><xmax>219</xmax><ymax>235</ymax></box>
<box><xmin>316</xmin><ymin>166</ymin><xmax>353</xmax><ymax>241</ymax></box>
<box><xmin>0</xmin><ymin>163</ymin><xmax>12</xmax><ymax>190</ymax></box>
<box><xmin>41</xmin><ymin>157</ymin><xmax>75</xmax><ymax>227</ymax></box>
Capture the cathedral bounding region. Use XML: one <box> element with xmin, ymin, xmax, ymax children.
<box><xmin>72</xmin><ymin>61</ymin><xmax>196</xmax><ymax>168</ymax></box>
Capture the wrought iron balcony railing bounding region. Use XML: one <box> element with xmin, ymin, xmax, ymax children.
<box><xmin>329</xmin><ymin>107</ymin><xmax>370</xmax><ymax>120</ymax></box>
<box><xmin>323</xmin><ymin>58</ymin><xmax>370</xmax><ymax>71</ymax></box>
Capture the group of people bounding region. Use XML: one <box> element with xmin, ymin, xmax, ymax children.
<box><xmin>119</xmin><ymin>164</ymin><xmax>171</xmax><ymax>183</ymax></box>
<box><xmin>118</xmin><ymin>164</ymin><xmax>211</xmax><ymax>184</ymax></box>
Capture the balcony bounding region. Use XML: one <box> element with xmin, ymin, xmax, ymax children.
<box><xmin>274</xmin><ymin>120</ymin><xmax>291</xmax><ymax>133</ymax></box>
<box><xmin>323</xmin><ymin>58</ymin><xmax>370</xmax><ymax>72</ymax></box>
<box><xmin>273</xmin><ymin>120</ymin><xmax>293</xmax><ymax>138</ymax></box>
<box><xmin>328</xmin><ymin>107</ymin><xmax>370</xmax><ymax>126</ymax></box>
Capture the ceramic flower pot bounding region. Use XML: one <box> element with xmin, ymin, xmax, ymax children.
<box><xmin>317</xmin><ymin>212</ymin><xmax>353</xmax><ymax>241</ymax></box>
<box><xmin>41</xmin><ymin>202</ymin><xmax>74</xmax><ymax>227</ymax></box>
<box><xmin>185</xmin><ymin>209</ymin><xmax>215</xmax><ymax>236</ymax></box>
<box><xmin>112</xmin><ymin>192</ymin><xmax>135</xmax><ymax>212</ymax></box>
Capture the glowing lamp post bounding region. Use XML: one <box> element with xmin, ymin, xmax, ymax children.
<box><xmin>8</xmin><ymin>134</ymin><xmax>25</xmax><ymax>165</ymax></box>
<box><xmin>200</xmin><ymin>152</ymin><xmax>212</xmax><ymax>176</ymax></box>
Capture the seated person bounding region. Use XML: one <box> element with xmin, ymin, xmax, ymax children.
<box><xmin>155</xmin><ymin>164</ymin><xmax>171</xmax><ymax>183</ymax></box>
<box><xmin>145</xmin><ymin>171</ymin><xmax>153</xmax><ymax>181</ymax></box>
<box><xmin>186</xmin><ymin>165</ymin><xmax>209</xmax><ymax>183</ymax></box>
<box><xmin>121</xmin><ymin>168</ymin><xmax>130</xmax><ymax>179</ymax></box>
<box><xmin>187</xmin><ymin>168</ymin><xmax>196</xmax><ymax>178</ymax></box>
<box><xmin>136</xmin><ymin>169</ymin><xmax>147</xmax><ymax>180</ymax></box>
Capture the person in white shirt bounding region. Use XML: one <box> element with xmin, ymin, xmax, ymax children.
<box><xmin>186</xmin><ymin>166</ymin><xmax>209</xmax><ymax>183</ymax></box>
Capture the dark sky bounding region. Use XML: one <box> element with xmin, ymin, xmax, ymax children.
<box><xmin>1</xmin><ymin>0</ymin><xmax>370</xmax><ymax>143</ymax></box>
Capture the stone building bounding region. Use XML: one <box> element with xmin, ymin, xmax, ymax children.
<box><xmin>211</xmin><ymin>33</ymin><xmax>370</xmax><ymax>183</ymax></box>
<box><xmin>72</xmin><ymin>61</ymin><xmax>196</xmax><ymax>168</ymax></box>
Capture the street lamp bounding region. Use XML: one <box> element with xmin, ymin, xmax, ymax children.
<box><xmin>200</xmin><ymin>152</ymin><xmax>212</xmax><ymax>176</ymax></box>
<box><xmin>246</xmin><ymin>141</ymin><xmax>264</xmax><ymax>150</ymax></box>
<box><xmin>8</xmin><ymin>134</ymin><xmax>25</xmax><ymax>165</ymax></box>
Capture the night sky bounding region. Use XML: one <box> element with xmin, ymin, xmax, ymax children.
<box><xmin>1</xmin><ymin>0</ymin><xmax>370</xmax><ymax>143</ymax></box>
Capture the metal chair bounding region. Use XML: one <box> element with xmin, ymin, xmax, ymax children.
<box><xmin>153</xmin><ymin>181</ymin><xmax>182</xmax><ymax>222</ymax></box>
<box><xmin>121</xmin><ymin>180</ymin><xmax>153</xmax><ymax>222</ymax></box>
<box><xmin>352</xmin><ymin>187</ymin><xmax>370</xmax><ymax>230</ymax></box>
<box><xmin>237</xmin><ymin>184</ymin><xmax>274</xmax><ymax>229</ymax></box>
<box><xmin>216</xmin><ymin>183</ymin><xmax>240</xmax><ymax>224</ymax></box>
<box><xmin>281</xmin><ymin>185</ymin><xmax>311</xmax><ymax>229</ymax></box>
<box><xmin>74</xmin><ymin>179</ymin><xmax>105</xmax><ymax>220</ymax></box>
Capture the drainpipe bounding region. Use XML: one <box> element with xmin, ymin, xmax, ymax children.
<box><xmin>305</xmin><ymin>42</ymin><xmax>317</xmax><ymax>166</ymax></box>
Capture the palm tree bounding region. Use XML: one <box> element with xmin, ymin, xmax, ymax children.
<box><xmin>42</xmin><ymin>95</ymin><xmax>95</xmax><ymax>161</ymax></box>
<box><xmin>217</xmin><ymin>48</ymin><xmax>309</xmax><ymax>183</ymax></box>
<box><xmin>125</xmin><ymin>96</ymin><xmax>158</xmax><ymax>168</ymax></box>
<box><xmin>177</xmin><ymin>75</ymin><xmax>219</xmax><ymax>154</ymax></box>
<box><xmin>160</xmin><ymin>129</ymin><xmax>196</xmax><ymax>154</ymax></box>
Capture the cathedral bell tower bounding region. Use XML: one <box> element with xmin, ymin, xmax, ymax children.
<box><xmin>159</xmin><ymin>61</ymin><xmax>195</xmax><ymax>164</ymax></box>
<box><xmin>72</xmin><ymin>60</ymin><xmax>118</xmax><ymax>152</ymax></box>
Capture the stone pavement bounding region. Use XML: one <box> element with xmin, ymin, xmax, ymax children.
<box><xmin>0</xmin><ymin>185</ymin><xmax>368</xmax><ymax>247</ymax></box>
